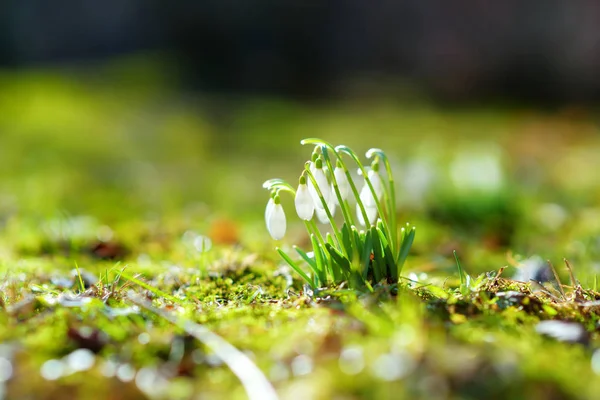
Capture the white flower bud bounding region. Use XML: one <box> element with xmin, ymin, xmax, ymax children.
<box><xmin>316</xmin><ymin>196</ymin><xmax>336</xmax><ymax>224</ymax></box>
<box><xmin>308</xmin><ymin>160</ymin><xmax>331</xmax><ymax>209</ymax></box>
<box><xmin>295</xmin><ymin>182</ymin><xmax>314</xmax><ymax>221</ymax></box>
<box><xmin>356</xmin><ymin>203</ymin><xmax>377</xmax><ymax>226</ymax></box>
<box><xmin>368</xmin><ymin>169</ymin><xmax>384</xmax><ymax>199</ymax></box>
<box><xmin>360</xmin><ymin>170</ymin><xmax>384</xmax><ymax>208</ymax></box>
<box><xmin>265</xmin><ymin>197</ymin><xmax>275</xmax><ymax>223</ymax></box>
<box><xmin>266</xmin><ymin>199</ymin><xmax>286</xmax><ymax>240</ymax></box>
<box><xmin>334</xmin><ymin>166</ymin><xmax>350</xmax><ymax>201</ymax></box>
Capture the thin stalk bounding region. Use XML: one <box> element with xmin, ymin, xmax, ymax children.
<box><xmin>345</xmin><ymin>167</ymin><xmax>370</xmax><ymax>227</ymax></box>
<box><xmin>301</xmin><ymin>139</ymin><xmax>371</xmax><ymax>229</ymax></box>
<box><xmin>262</xmin><ymin>181</ymin><xmax>295</xmax><ymax>196</ymax></box>
<box><xmin>336</xmin><ymin>145</ymin><xmax>393</xmax><ymax>253</ymax></box>
<box><xmin>547</xmin><ymin>260</ymin><xmax>566</xmax><ymax>299</ymax></box>
<box><xmin>319</xmin><ymin>146</ymin><xmax>355</xmax><ymax>227</ymax></box>
<box><xmin>262</xmin><ymin>179</ymin><xmax>295</xmax><ymax>193</ymax></box>
<box><xmin>367</xmin><ymin>149</ymin><xmax>397</xmax><ymax>252</ymax></box>
<box><xmin>331</xmin><ymin>157</ymin><xmax>376</xmax><ymax>257</ymax></box>
<box><xmin>564</xmin><ymin>258</ymin><xmax>577</xmax><ymax>287</ymax></box>
<box><xmin>305</xmin><ymin>220</ymin><xmax>326</xmax><ymax>248</ymax></box>
<box><xmin>304</xmin><ymin>165</ymin><xmax>344</xmax><ymax>251</ymax></box>
<box><xmin>301</xmin><ymin>139</ymin><xmax>359</xmax><ymax>228</ymax></box>
<box><xmin>453</xmin><ymin>250</ymin><xmax>465</xmax><ymax>288</ymax></box>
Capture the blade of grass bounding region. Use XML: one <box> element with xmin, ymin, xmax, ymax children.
<box><xmin>119</xmin><ymin>270</ymin><xmax>183</xmax><ymax>304</ymax></box>
<box><xmin>277</xmin><ymin>248</ymin><xmax>315</xmax><ymax>288</ymax></box>
<box><xmin>547</xmin><ymin>260</ymin><xmax>566</xmax><ymax>299</ymax></box>
<box><xmin>397</xmin><ymin>226</ymin><xmax>415</xmax><ymax>272</ymax></box>
<box><xmin>454</xmin><ymin>250</ymin><xmax>465</xmax><ymax>288</ymax></box>
<box><xmin>310</xmin><ymin>234</ymin><xmax>328</xmax><ymax>285</ymax></box>
<box><xmin>127</xmin><ymin>292</ymin><xmax>279</xmax><ymax>400</ymax></box>
<box><xmin>371</xmin><ymin>226</ymin><xmax>385</xmax><ymax>283</ymax></box>
<box><xmin>73</xmin><ymin>261</ymin><xmax>85</xmax><ymax>292</ymax></box>
<box><xmin>341</xmin><ymin>223</ymin><xmax>354</xmax><ymax>262</ymax></box>
<box><xmin>376</xmin><ymin>227</ymin><xmax>397</xmax><ymax>281</ymax></box>
<box><xmin>325</xmin><ymin>243</ymin><xmax>351</xmax><ymax>282</ymax></box>
<box><xmin>564</xmin><ymin>258</ymin><xmax>578</xmax><ymax>287</ymax></box>
<box><xmin>361</xmin><ymin>229</ymin><xmax>374</xmax><ymax>280</ymax></box>
<box><xmin>294</xmin><ymin>246</ymin><xmax>317</xmax><ymax>271</ymax></box>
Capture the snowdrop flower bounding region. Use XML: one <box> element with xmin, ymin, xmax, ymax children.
<box><xmin>359</xmin><ymin>184</ymin><xmax>375</xmax><ymax>208</ymax></box>
<box><xmin>295</xmin><ymin>175</ymin><xmax>314</xmax><ymax>221</ymax></box>
<box><xmin>308</xmin><ymin>158</ymin><xmax>331</xmax><ymax>209</ymax></box>
<box><xmin>360</xmin><ymin>163</ymin><xmax>384</xmax><ymax>208</ymax></box>
<box><xmin>316</xmin><ymin>192</ymin><xmax>336</xmax><ymax>224</ymax></box>
<box><xmin>266</xmin><ymin>195</ymin><xmax>286</xmax><ymax>240</ymax></box>
<box><xmin>369</xmin><ymin>167</ymin><xmax>384</xmax><ymax>198</ymax></box>
<box><xmin>263</xmin><ymin>138</ymin><xmax>415</xmax><ymax>291</ymax></box>
<box><xmin>333</xmin><ymin>160</ymin><xmax>350</xmax><ymax>202</ymax></box>
<box><xmin>357</xmin><ymin>166</ymin><xmax>382</xmax><ymax>225</ymax></box>
<box><xmin>356</xmin><ymin>202</ymin><xmax>377</xmax><ymax>226</ymax></box>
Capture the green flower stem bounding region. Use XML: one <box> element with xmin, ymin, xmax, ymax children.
<box><xmin>262</xmin><ymin>179</ymin><xmax>295</xmax><ymax>192</ymax></box>
<box><xmin>367</xmin><ymin>149</ymin><xmax>398</xmax><ymax>252</ymax></box>
<box><xmin>301</xmin><ymin>139</ymin><xmax>357</xmax><ymax>228</ymax></box>
<box><xmin>334</xmin><ymin>162</ymin><xmax>379</xmax><ymax>263</ymax></box>
<box><xmin>300</xmin><ymin>138</ymin><xmax>369</xmax><ymax>230</ymax></box>
<box><xmin>262</xmin><ymin>180</ymin><xmax>296</xmax><ymax>196</ymax></box>
<box><xmin>304</xmin><ymin>220</ymin><xmax>326</xmax><ymax>249</ymax></box>
<box><xmin>345</xmin><ymin>169</ymin><xmax>370</xmax><ymax>225</ymax></box>
<box><xmin>304</xmin><ymin>165</ymin><xmax>345</xmax><ymax>253</ymax></box>
<box><xmin>263</xmin><ymin>177</ymin><xmax>330</xmax><ymax>251</ymax></box>
<box><xmin>335</xmin><ymin>145</ymin><xmax>394</xmax><ymax>253</ymax></box>
<box><xmin>300</xmin><ymin>138</ymin><xmax>336</xmax><ymax>150</ymax></box>
<box><xmin>319</xmin><ymin>145</ymin><xmax>355</xmax><ymax>227</ymax></box>
<box><xmin>369</xmin><ymin>168</ymin><xmax>396</xmax><ymax>254</ymax></box>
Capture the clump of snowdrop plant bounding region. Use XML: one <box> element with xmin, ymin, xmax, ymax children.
<box><xmin>263</xmin><ymin>138</ymin><xmax>415</xmax><ymax>290</ymax></box>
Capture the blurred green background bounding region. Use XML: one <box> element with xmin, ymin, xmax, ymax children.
<box><xmin>1</xmin><ymin>59</ymin><xmax>600</xmax><ymax>282</ymax></box>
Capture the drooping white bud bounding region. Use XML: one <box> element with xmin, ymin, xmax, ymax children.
<box><xmin>360</xmin><ymin>169</ymin><xmax>384</xmax><ymax>208</ymax></box>
<box><xmin>265</xmin><ymin>197</ymin><xmax>275</xmax><ymax>224</ymax></box>
<box><xmin>266</xmin><ymin>196</ymin><xmax>286</xmax><ymax>240</ymax></box>
<box><xmin>359</xmin><ymin>183</ymin><xmax>375</xmax><ymax>208</ymax></box>
<box><xmin>316</xmin><ymin>195</ymin><xmax>336</xmax><ymax>224</ymax></box>
<box><xmin>368</xmin><ymin>169</ymin><xmax>384</xmax><ymax>200</ymax></box>
<box><xmin>308</xmin><ymin>158</ymin><xmax>331</xmax><ymax>209</ymax></box>
<box><xmin>356</xmin><ymin>202</ymin><xmax>377</xmax><ymax>226</ymax></box>
<box><xmin>295</xmin><ymin>178</ymin><xmax>314</xmax><ymax>221</ymax></box>
<box><xmin>334</xmin><ymin>164</ymin><xmax>350</xmax><ymax>201</ymax></box>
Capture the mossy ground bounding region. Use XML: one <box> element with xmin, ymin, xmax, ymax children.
<box><xmin>1</xmin><ymin>67</ymin><xmax>600</xmax><ymax>399</ymax></box>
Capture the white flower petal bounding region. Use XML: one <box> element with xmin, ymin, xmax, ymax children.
<box><xmin>267</xmin><ymin>203</ymin><xmax>286</xmax><ymax>240</ymax></box>
<box><xmin>328</xmin><ymin>198</ymin><xmax>336</xmax><ymax>220</ymax></box>
<box><xmin>356</xmin><ymin>203</ymin><xmax>377</xmax><ymax>226</ymax></box>
<box><xmin>356</xmin><ymin>203</ymin><xmax>365</xmax><ymax>226</ymax></box>
<box><xmin>308</xmin><ymin>168</ymin><xmax>330</xmax><ymax>209</ymax></box>
<box><xmin>368</xmin><ymin>170</ymin><xmax>384</xmax><ymax>200</ymax></box>
<box><xmin>295</xmin><ymin>184</ymin><xmax>314</xmax><ymax>221</ymax></box>
<box><xmin>366</xmin><ymin>206</ymin><xmax>377</xmax><ymax>224</ymax></box>
<box><xmin>316</xmin><ymin>207</ymin><xmax>328</xmax><ymax>224</ymax></box>
<box><xmin>360</xmin><ymin>184</ymin><xmax>376</xmax><ymax>208</ymax></box>
<box><xmin>334</xmin><ymin>166</ymin><xmax>350</xmax><ymax>201</ymax></box>
<box><xmin>360</xmin><ymin>171</ymin><xmax>384</xmax><ymax>208</ymax></box>
<box><xmin>316</xmin><ymin>198</ymin><xmax>335</xmax><ymax>224</ymax></box>
<box><xmin>265</xmin><ymin>198</ymin><xmax>275</xmax><ymax>226</ymax></box>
